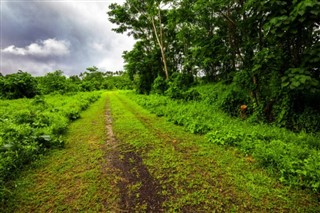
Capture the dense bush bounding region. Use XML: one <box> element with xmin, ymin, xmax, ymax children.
<box><xmin>0</xmin><ymin>71</ymin><xmax>38</xmax><ymax>99</ymax></box>
<box><xmin>0</xmin><ymin>92</ymin><xmax>101</xmax><ymax>202</ymax></box>
<box><xmin>164</xmin><ymin>73</ymin><xmax>196</xmax><ymax>99</ymax></box>
<box><xmin>151</xmin><ymin>75</ymin><xmax>168</xmax><ymax>95</ymax></box>
<box><xmin>1</xmin><ymin>69</ymin><xmax>134</xmax><ymax>98</ymax></box>
<box><xmin>37</xmin><ymin>70</ymin><xmax>71</xmax><ymax>94</ymax></box>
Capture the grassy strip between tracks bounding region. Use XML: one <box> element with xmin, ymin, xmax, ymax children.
<box><xmin>110</xmin><ymin>91</ymin><xmax>319</xmax><ymax>212</ymax></box>
<box><xmin>2</xmin><ymin>92</ymin><xmax>119</xmax><ymax>212</ymax></box>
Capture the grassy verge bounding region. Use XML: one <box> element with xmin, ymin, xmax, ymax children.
<box><xmin>2</xmin><ymin>92</ymin><xmax>119</xmax><ymax>212</ymax></box>
<box><xmin>0</xmin><ymin>92</ymin><xmax>101</xmax><ymax>201</ymax></box>
<box><xmin>127</xmin><ymin>91</ymin><xmax>320</xmax><ymax>192</ymax></box>
<box><xmin>109</xmin><ymin>92</ymin><xmax>320</xmax><ymax>212</ymax></box>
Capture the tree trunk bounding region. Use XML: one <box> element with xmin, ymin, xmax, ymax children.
<box><xmin>151</xmin><ymin>7</ymin><xmax>169</xmax><ymax>80</ymax></box>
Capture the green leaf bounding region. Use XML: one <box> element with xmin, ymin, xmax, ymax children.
<box><xmin>281</xmin><ymin>82</ymin><xmax>290</xmax><ymax>88</ymax></box>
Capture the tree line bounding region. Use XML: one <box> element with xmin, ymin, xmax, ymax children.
<box><xmin>108</xmin><ymin>0</ymin><xmax>320</xmax><ymax>132</ymax></box>
<box><xmin>0</xmin><ymin>67</ymin><xmax>132</xmax><ymax>99</ymax></box>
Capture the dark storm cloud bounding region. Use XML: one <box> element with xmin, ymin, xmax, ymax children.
<box><xmin>1</xmin><ymin>0</ymin><xmax>134</xmax><ymax>76</ymax></box>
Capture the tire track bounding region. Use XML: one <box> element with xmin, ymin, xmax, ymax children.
<box><xmin>104</xmin><ymin>95</ymin><xmax>165</xmax><ymax>212</ymax></box>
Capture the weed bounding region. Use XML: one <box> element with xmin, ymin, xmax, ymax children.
<box><xmin>126</xmin><ymin>91</ymin><xmax>320</xmax><ymax>192</ymax></box>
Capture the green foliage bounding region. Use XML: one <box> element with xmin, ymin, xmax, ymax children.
<box><xmin>37</xmin><ymin>70</ymin><xmax>71</xmax><ymax>94</ymax></box>
<box><xmin>152</xmin><ymin>75</ymin><xmax>167</xmax><ymax>95</ymax></box>
<box><xmin>164</xmin><ymin>73</ymin><xmax>196</xmax><ymax>99</ymax></box>
<box><xmin>0</xmin><ymin>71</ymin><xmax>38</xmax><ymax>99</ymax></box>
<box><xmin>281</xmin><ymin>68</ymin><xmax>319</xmax><ymax>93</ymax></box>
<box><xmin>1</xmin><ymin>69</ymin><xmax>134</xmax><ymax>98</ymax></box>
<box><xmin>79</xmin><ymin>66</ymin><xmax>105</xmax><ymax>91</ymax></box>
<box><xmin>102</xmin><ymin>74</ymin><xmax>133</xmax><ymax>90</ymax></box>
<box><xmin>126</xmin><ymin>90</ymin><xmax>320</xmax><ymax>192</ymax></box>
<box><xmin>219</xmin><ymin>85</ymin><xmax>251</xmax><ymax>117</ymax></box>
<box><xmin>109</xmin><ymin>0</ymin><xmax>320</xmax><ymax>134</ymax></box>
<box><xmin>295</xmin><ymin>107</ymin><xmax>320</xmax><ymax>133</ymax></box>
<box><xmin>0</xmin><ymin>92</ymin><xmax>101</xmax><ymax>202</ymax></box>
<box><xmin>123</xmin><ymin>41</ymin><xmax>162</xmax><ymax>94</ymax></box>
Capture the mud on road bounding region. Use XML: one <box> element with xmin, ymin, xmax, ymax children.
<box><xmin>104</xmin><ymin>99</ymin><xmax>165</xmax><ymax>212</ymax></box>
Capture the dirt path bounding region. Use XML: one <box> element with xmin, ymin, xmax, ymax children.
<box><xmin>106</xmin><ymin>92</ymin><xmax>320</xmax><ymax>212</ymax></box>
<box><xmin>3</xmin><ymin>92</ymin><xmax>319</xmax><ymax>212</ymax></box>
<box><xmin>104</xmin><ymin>97</ymin><xmax>165</xmax><ymax>212</ymax></box>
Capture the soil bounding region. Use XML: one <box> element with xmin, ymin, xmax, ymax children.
<box><xmin>104</xmin><ymin>98</ymin><xmax>165</xmax><ymax>212</ymax></box>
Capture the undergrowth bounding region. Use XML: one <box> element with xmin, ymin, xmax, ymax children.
<box><xmin>126</xmin><ymin>90</ymin><xmax>320</xmax><ymax>193</ymax></box>
<box><xmin>111</xmin><ymin>92</ymin><xmax>319</xmax><ymax>211</ymax></box>
<box><xmin>0</xmin><ymin>92</ymin><xmax>101</xmax><ymax>203</ymax></box>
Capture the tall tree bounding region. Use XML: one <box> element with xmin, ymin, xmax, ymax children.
<box><xmin>108</xmin><ymin>0</ymin><xmax>173</xmax><ymax>80</ymax></box>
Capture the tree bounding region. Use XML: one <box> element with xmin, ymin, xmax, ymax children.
<box><xmin>108</xmin><ymin>0</ymin><xmax>174</xmax><ymax>80</ymax></box>
<box><xmin>123</xmin><ymin>41</ymin><xmax>162</xmax><ymax>93</ymax></box>
<box><xmin>79</xmin><ymin>66</ymin><xmax>105</xmax><ymax>91</ymax></box>
<box><xmin>37</xmin><ymin>70</ymin><xmax>69</xmax><ymax>94</ymax></box>
<box><xmin>108</xmin><ymin>0</ymin><xmax>320</xmax><ymax>131</ymax></box>
<box><xmin>0</xmin><ymin>71</ymin><xmax>38</xmax><ymax>99</ymax></box>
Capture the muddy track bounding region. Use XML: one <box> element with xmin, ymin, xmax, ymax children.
<box><xmin>104</xmin><ymin>96</ymin><xmax>165</xmax><ymax>212</ymax></box>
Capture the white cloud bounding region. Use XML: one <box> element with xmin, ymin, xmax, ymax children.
<box><xmin>2</xmin><ymin>38</ymin><xmax>70</xmax><ymax>57</ymax></box>
<box><xmin>1</xmin><ymin>1</ymin><xmax>135</xmax><ymax>75</ymax></box>
<box><xmin>1</xmin><ymin>56</ymin><xmax>70</xmax><ymax>76</ymax></box>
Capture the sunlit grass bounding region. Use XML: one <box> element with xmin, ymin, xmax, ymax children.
<box><xmin>2</xmin><ymin>91</ymin><xmax>319</xmax><ymax>212</ymax></box>
<box><xmin>3</xmin><ymin>92</ymin><xmax>119</xmax><ymax>212</ymax></box>
<box><xmin>110</xmin><ymin>91</ymin><xmax>320</xmax><ymax>212</ymax></box>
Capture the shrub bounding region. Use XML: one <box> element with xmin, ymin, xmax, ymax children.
<box><xmin>0</xmin><ymin>91</ymin><xmax>101</xmax><ymax>203</ymax></box>
<box><xmin>126</xmin><ymin>90</ymin><xmax>320</xmax><ymax>192</ymax></box>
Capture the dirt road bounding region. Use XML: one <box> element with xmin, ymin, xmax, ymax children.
<box><xmin>3</xmin><ymin>91</ymin><xmax>319</xmax><ymax>212</ymax></box>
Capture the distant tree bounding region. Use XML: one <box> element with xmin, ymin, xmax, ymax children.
<box><xmin>37</xmin><ymin>70</ymin><xmax>69</xmax><ymax>94</ymax></box>
<box><xmin>69</xmin><ymin>75</ymin><xmax>81</xmax><ymax>83</ymax></box>
<box><xmin>80</xmin><ymin>66</ymin><xmax>105</xmax><ymax>91</ymax></box>
<box><xmin>102</xmin><ymin>72</ymin><xmax>133</xmax><ymax>90</ymax></box>
<box><xmin>65</xmin><ymin>75</ymin><xmax>81</xmax><ymax>92</ymax></box>
<box><xmin>0</xmin><ymin>70</ymin><xmax>38</xmax><ymax>99</ymax></box>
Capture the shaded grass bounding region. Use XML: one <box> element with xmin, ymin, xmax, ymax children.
<box><xmin>2</xmin><ymin>92</ymin><xmax>119</xmax><ymax>212</ymax></box>
<box><xmin>110</xmin><ymin>91</ymin><xmax>320</xmax><ymax>212</ymax></box>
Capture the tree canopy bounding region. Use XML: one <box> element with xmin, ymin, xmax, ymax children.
<box><xmin>0</xmin><ymin>68</ymin><xmax>132</xmax><ymax>99</ymax></box>
<box><xmin>109</xmin><ymin>0</ymin><xmax>320</xmax><ymax>131</ymax></box>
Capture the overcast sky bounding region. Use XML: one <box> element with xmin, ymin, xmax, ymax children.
<box><xmin>0</xmin><ymin>0</ymin><xmax>135</xmax><ymax>76</ymax></box>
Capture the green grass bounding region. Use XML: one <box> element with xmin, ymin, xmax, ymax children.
<box><xmin>2</xmin><ymin>91</ymin><xmax>319</xmax><ymax>212</ymax></box>
<box><xmin>2</xmin><ymin>92</ymin><xmax>119</xmax><ymax>212</ymax></box>
<box><xmin>109</xmin><ymin>91</ymin><xmax>320</xmax><ymax>212</ymax></box>
<box><xmin>127</xmin><ymin>91</ymin><xmax>320</xmax><ymax>192</ymax></box>
<box><xmin>0</xmin><ymin>92</ymin><xmax>101</xmax><ymax>202</ymax></box>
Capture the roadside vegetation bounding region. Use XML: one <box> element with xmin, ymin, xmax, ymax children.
<box><xmin>109</xmin><ymin>0</ymin><xmax>320</xmax><ymax>133</ymax></box>
<box><xmin>1</xmin><ymin>93</ymin><xmax>119</xmax><ymax>212</ymax></box>
<box><xmin>0</xmin><ymin>66</ymin><xmax>131</xmax><ymax>204</ymax></box>
<box><xmin>127</xmin><ymin>86</ymin><xmax>320</xmax><ymax>193</ymax></box>
<box><xmin>110</xmin><ymin>92</ymin><xmax>319</xmax><ymax>211</ymax></box>
<box><xmin>0</xmin><ymin>0</ymin><xmax>319</xmax><ymax>210</ymax></box>
<box><xmin>107</xmin><ymin>0</ymin><xmax>320</xmax><ymax>197</ymax></box>
<box><xmin>1</xmin><ymin>90</ymin><xmax>319</xmax><ymax>211</ymax></box>
<box><xmin>0</xmin><ymin>91</ymin><xmax>101</xmax><ymax>203</ymax></box>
